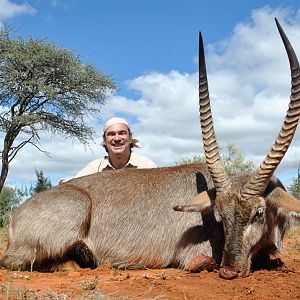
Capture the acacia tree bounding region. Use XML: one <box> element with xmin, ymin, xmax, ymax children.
<box><xmin>0</xmin><ymin>30</ymin><xmax>116</xmax><ymax>192</ymax></box>
<box><xmin>177</xmin><ymin>143</ymin><xmax>255</xmax><ymax>174</ymax></box>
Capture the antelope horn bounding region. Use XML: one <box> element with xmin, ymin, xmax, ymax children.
<box><xmin>241</xmin><ymin>18</ymin><xmax>300</xmax><ymax>201</ymax></box>
<box><xmin>199</xmin><ymin>32</ymin><xmax>232</xmax><ymax>193</ymax></box>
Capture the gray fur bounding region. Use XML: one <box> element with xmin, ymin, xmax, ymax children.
<box><xmin>1</xmin><ymin>164</ymin><xmax>222</xmax><ymax>271</ymax></box>
<box><xmin>0</xmin><ymin>164</ymin><xmax>288</xmax><ymax>275</ymax></box>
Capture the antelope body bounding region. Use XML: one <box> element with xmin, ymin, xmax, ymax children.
<box><xmin>2</xmin><ymin>165</ymin><xmax>223</xmax><ymax>271</ymax></box>
<box><xmin>1</xmin><ymin>19</ymin><xmax>300</xmax><ymax>279</ymax></box>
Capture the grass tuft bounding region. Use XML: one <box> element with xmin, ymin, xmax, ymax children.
<box><xmin>81</xmin><ymin>278</ymin><xmax>98</xmax><ymax>291</ymax></box>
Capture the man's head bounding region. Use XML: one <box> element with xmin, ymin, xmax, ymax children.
<box><xmin>102</xmin><ymin>117</ymin><xmax>140</xmax><ymax>156</ymax></box>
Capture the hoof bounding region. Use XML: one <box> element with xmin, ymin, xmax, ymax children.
<box><xmin>185</xmin><ymin>255</ymin><xmax>217</xmax><ymax>273</ymax></box>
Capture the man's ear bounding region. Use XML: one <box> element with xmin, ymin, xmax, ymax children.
<box><xmin>173</xmin><ymin>191</ymin><xmax>212</xmax><ymax>214</ymax></box>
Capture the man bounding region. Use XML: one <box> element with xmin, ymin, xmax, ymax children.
<box><xmin>60</xmin><ymin>117</ymin><xmax>156</xmax><ymax>183</ymax></box>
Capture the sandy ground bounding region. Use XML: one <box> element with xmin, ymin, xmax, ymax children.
<box><xmin>0</xmin><ymin>227</ymin><xmax>299</xmax><ymax>299</ymax></box>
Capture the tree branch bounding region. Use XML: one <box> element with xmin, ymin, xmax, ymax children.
<box><xmin>6</xmin><ymin>136</ymin><xmax>52</xmax><ymax>163</ymax></box>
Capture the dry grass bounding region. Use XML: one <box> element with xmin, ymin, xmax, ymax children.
<box><xmin>0</xmin><ymin>226</ymin><xmax>8</xmax><ymax>256</ymax></box>
<box><xmin>0</xmin><ymin>282</ymin><xmax>132</xmax><ymax>299</ymax></box>
<box><xmin>287</xmin><ymin>223</ymin><xmax>300</xmax><ymax>236</ymax></box>
<box><xmin>286</xmin><ymin>223</ymin><xmax>300</xmax><ymax>250</ymax></box>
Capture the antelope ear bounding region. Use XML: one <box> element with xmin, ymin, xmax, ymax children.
<box><xmin>173</xmin><ymin>191</ymin><xmax>212</xmax><ymax>213</ymax></box>
<box><xmin>266</xmin><ymin>187</ymin><xmax>300</xmax><ymax>219</ymax></box>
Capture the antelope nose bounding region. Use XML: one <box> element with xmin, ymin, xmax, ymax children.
<box><xmin>219</xmin><ymin>267</ymin><xmax>239</xmax><ymax>280</ymax></box>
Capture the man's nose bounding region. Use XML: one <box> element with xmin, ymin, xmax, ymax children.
<box><xmin>114</xmin><ymin>133</ymin><xmax>121</xmax><ymax>140</ymax></box>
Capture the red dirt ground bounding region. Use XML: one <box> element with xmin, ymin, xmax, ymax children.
<box><xmin>0</xmin><ymin>226</ymin><xmax>299</xmax><ymax>299</ymax></box>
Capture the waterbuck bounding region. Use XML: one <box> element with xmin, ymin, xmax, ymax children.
<box><xmin>1</xmin><ymin>18</ymin><xmax>300</xmax><ymax>279</ymax></box>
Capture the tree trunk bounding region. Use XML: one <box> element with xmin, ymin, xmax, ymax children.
<box><xmin>0</xmin><ymin>127</ymin><xmax>20</xmax><ymax>193</ymax></box>
<box><xmin>0</xmin><ymin>155</ymin><xmax>9</xmax><ymax>193</ymax></box>
<box><xmin>0</xmin><ymin>142</ymin><xmax>10</xmax><ymax>193</ymax></box>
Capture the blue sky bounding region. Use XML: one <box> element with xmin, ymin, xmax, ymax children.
<box><xmin>1</xmin><ymin>0</ymin><xmax>300</xmax><ymax>188</ymax></box>
<box><xmin>7</xmin><ymin>0</ymin><xmax>300</xmax><ymax>92</ymax></box>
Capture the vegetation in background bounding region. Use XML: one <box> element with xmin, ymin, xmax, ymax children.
<box><xmin>0</xmin><ymin>186</ymin><xmax>22</xmax><ymax>228</ymax></box>
<box><xmin>288</xmin><ymin>177</ymin><xmax>300</xmax><ymax>200</ymax></box>
<box><xmin>29</xmin><ymin>169</ymin><xmax>52</xmax><ymax>196</ymax></box>
<box><xmin>177</xmin><ymin>143</ymin><xmax>255</xmax><ymax>174</ymax></box>
<box><xmin>0</xmin><ymin>29</ymin><xmax>117</xmax><ymax>192</ymax></box>
<box><xmin>177</xmin><ymin>154</ymin><xmax>206</xmax><ymax>166</ymax></box>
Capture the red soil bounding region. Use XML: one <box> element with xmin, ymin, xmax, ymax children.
<box><xmin>0</xmin><ymin>227</ymin><xmax>299</xmax><ymax>299</ymax></box>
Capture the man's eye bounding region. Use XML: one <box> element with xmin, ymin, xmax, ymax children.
<box><xmin>106</xmin><ymin>130</ymin><xmax>128</xmax><ymax>137</ymax></box>
<box><xmin>119</xmin><ymin>131</ymin><xmax>128</xmax><ymax>135</ymax></box>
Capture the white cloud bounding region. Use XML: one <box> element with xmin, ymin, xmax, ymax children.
<box><xmin>0</xmin><ymin>0</ymin><xmax>36</xmax><ymax>26</ymax></box>
<box><xmin>2</xmin><ymin>6</ymin><xmax>300</xmax><ymax>188</ymax></box>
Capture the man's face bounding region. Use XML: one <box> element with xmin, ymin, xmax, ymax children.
<box><xmin>104</xmin><ymin>124</ymin><xmax>132</xmax><ymax>156</ymax></box>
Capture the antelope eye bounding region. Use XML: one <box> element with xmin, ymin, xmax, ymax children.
<box><xmin>253</xmin><ymin>207</ymin><xmax>265</xmax><ymax>221</ymax></box>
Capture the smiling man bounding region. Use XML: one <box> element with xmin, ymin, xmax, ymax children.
<box><xmin>65</xmin><ymin>117</ymin><xmax>156</xmax><ymax>180</ymax></box>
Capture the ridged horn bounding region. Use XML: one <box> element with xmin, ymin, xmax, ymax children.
<box><xmin>241</xmin><ymin>18</ymin><xmax>300</xmax><ymax>201</ymax></box>
<box><xmin>199</xmin><ymin>32</ymin><xmax>232</xmax><ymax>193</ymax></box>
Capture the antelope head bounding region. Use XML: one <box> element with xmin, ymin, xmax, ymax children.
<box><xmin>176</xmin><ymin>18</ymin><xmax>300</xmax><ymax>279</ymax></box>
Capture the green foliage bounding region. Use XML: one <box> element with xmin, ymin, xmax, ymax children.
<box><xmin>176</xmin><ymin>154</ymin><xmax>205</xmax><ymax>165</ymax></box>
<box><xmin>29</xmin><ymin>169</ymin><xmax>52</xmax><ymax>196</ymax></box>
<box><xmin>0</xmin><ymin>29</ymin><xmax>117</xmax><ymax>191</ymax></box>
<box><xmin>0</xmin><ymin>186</ymin><xmax>21</xmax><ymax>227</ymax></box>
<box><xmin>222</xmin><ymin>144</ymin><xmax>255</xmax><ymax>174</ymax></box>
<box><xmin>177</xmin><ymin>144</ymin><xmax>255</xmax><ymax>174</ymax></box>
<box><xmin>287</xmin><ymin>177</ymin><xmax>300</xmax><ymax>200</ymax></box>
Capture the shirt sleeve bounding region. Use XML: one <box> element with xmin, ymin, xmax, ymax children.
<box><xmin>74</xmin><ymin>160</ymin><xmax>100</xmax><ymax>178</ymax></box>
<box><xmin>144</xmin><ymin>157</ymin><xmax>157</xmax><ymax>168</ymax></box>
<box><xmin>59</xmin><ymin>158</ymin><xmax>104</xmax><ymax>184</ymax></box>
<box><xmin>130</xmin><ymin>153</ymin><xmax>157</xmax><ymax>169</ymax></box>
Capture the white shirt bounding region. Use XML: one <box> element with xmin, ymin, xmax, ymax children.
<box><xmin>75</xmin><ymin>152</ymin><xmax>156</xmax><ymax>177</ymax></box>
<box><xmin>60</xmin><ymin>152</ymin><xmax>156</xmax><ymax>184</ymax></box>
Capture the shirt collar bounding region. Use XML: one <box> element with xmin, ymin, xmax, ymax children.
<box><xmin>103</xmin><ymin>153</ymin><xmax>138</xmax><ymax>170</ymax></box>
